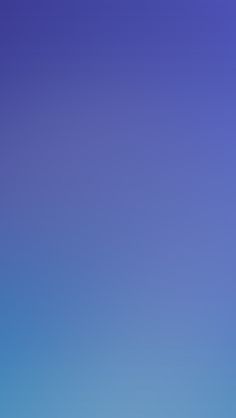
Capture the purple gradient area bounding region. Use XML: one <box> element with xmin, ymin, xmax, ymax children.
<box><xmin>1</xmin><ymin>2</ymin><xmax>236</xmax><ymax>417</ymax></box>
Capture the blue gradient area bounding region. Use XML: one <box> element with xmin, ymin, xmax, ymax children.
<box><xmin>1</xmin><ymin>2</ymin><xmax>236</xmax><ymax>417</ymax></box>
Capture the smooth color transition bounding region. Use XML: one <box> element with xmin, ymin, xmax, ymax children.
<box><xmin>1</xmin><ymin>2</ymin><xmax>236</xmax><ymax>417</ymax></box>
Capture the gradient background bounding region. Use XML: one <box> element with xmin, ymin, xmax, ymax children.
<box><xmin>1</xmin><ymin>1</ymin><xmax>236</xmax><ymax>417</ymax></box>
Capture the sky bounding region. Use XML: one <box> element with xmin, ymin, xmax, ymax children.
<box><xmin>1</xmin><ymin>1</ymin><xmax>236</xmax><ymax>417</ymax></box>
